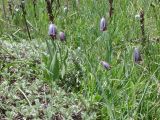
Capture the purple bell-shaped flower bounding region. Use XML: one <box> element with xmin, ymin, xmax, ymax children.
<box><xmin>101</xmin><ymin>61</ymin><xmax>110</xmax><ymax>70</ymax></box>
<box><xmin>48</xmin><ymin>23</ymin><xmax>57</xmax><ymax>39</ymax></box>
<box><xmin>100</xmin><ymin>17</ymin><xmax>107</xmax><ymax>31</ymax></box>
<box><xmin>59</xmin><ymin>32</ymin><xmax>66</xmax><ymax>41</ymax></box>
<box><xmin>133</xmin><ymin>47</ymin><xmax>142</xmax><ymax>63</ymax></box>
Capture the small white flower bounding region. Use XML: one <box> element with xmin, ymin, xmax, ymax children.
<box><xmin>77</xmin><ymin>47</ymin><xmax>81</xmax><ymax>51</ymax></box>
<box><xmin>15</xmin><ymin>8</ymin><xmax>19</xmax><ymax>12</ymax></box>
<box><xmin>135</xmin><ymin>14</ymin><xmax>140</xmax><ymax>20</ymax></box>
<box><xmin>64</xmin><ymin>6</ymin><xmax>68</xmax><ymax>13</ymax></box>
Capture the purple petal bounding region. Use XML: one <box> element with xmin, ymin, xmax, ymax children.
<box><xmin>59</xmin><ymin>32</ymin><xmax>66</xmax><ymax>41</ymax></box>
<box><xmin>134</xmin><ymin>48</ymin><xmax>142</xmax><ymax>63</ymax></box>
<box><xmin>48</xmin><ymin>24</ymin><xmax>57</xmax><ymax>39</ymax></box>
<box><xmin>101</xmin><ymin>61</ymin><xmax>110</xmax><ymax>70</ymax></box>
<box><xmin>100</xmin><ymin>17</ymin><xmax>107</xmax><ymax>31</ymax></box>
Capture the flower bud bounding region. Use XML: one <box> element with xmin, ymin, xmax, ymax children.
<box><xmin>135</xmin><ymin>14</ymin><xmax>140</xmax><ymax>20</ymax></box>
<box><xmin>64</xmin><ymin>5</ymin><xmax>68</xmax><ymax>13</ymax></box>
<box><xmin>59</xmin><ymin>32</ymin><xmax>66</xmax><ymax>41</ymax></box>
<box><xmin>48</xmin><ymin>23</ymin><xmax>57</xmax><ymax>39</ymax></box>
<box><xmin>101</xmin><ymin>61</ymin><xmax>110</xmax><ymax>70</ymax></box>
<box><xmin>100</xmin><ymin>17</ymin><xmax>107</xmax><ymax>31</ymax></box>
<box><xmin>133</xmin><ymin>47</ymin><xmax>142</xmax><ymax>63</ymax></box>
<box><xmin>76</xmin><ymin>0</ymin><xmax>79</xmax><ymax>5</ymax></box>
<box><xmin>15</xmin><ymin>8</ymin><xmax>19</xmax><ymax>12</ymax></box>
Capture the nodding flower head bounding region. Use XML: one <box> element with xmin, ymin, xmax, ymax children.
<box><xmin>48</xmin><ymin>23</ymin><xmax>57</xmax><ymax>39</ymax></box>
<box><xmin>59</xmin><ymin>32</ymin><xmax>66</xmax><ymax>41</ymax></box>
<box><xmin>101</xmin><ymin>61</ymin><xmax>110</xmax><ymax>70</ymax></box>
<box><xmin>100</xmin><ymin>17</ymin><xmax>107</xmax><ymax>31</ymax></box>
<box><xmin>134</xmin><ymin>47</ymin><xmax>142</xmax><ymax>63</ymax></box>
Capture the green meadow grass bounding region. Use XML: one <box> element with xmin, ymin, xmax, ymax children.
<box><xmin>0</xmin><ymin>0</ymin><xmax>160</xmax><ymax>119</ymax></box>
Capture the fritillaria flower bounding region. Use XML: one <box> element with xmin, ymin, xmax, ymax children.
<box><xmin>101</xmin><ymin>61</ymin><xmax>110</xmax><ymax>70</ymax></box>
<box><xmin>100</xmin><ymin>17</ymin><xmax>107</xmax><ymax>31</ymax></box>
<box><xmin>133</xmin><ymin>47</ymin><xmax>142</xmax><ymax>63</ymax></box>
<box><xmin>48</xmin><ymin>23</ymin><xmax>57</xmax><ymax>39</ymax></box>
<box><xmin>59</xmin><ymin>32</ymin><xmax>66</xmax><ymax>41</ymax></box>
